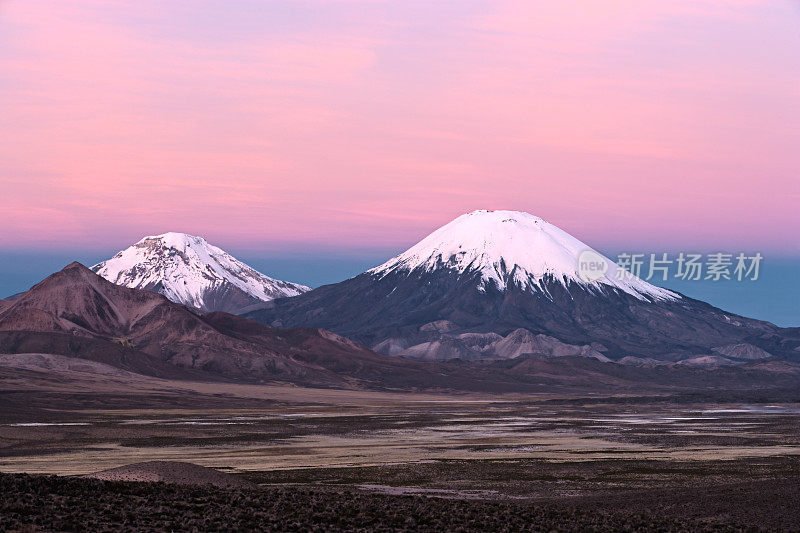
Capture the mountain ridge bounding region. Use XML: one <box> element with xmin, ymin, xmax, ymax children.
<box><xmin>0</xmin><ymin>262</ymin><xmax>562</xmax><ymax>391</ymax></box>
<box><xmin>2</xmin><ymin>262</ymin><xmax>799</xmax><ymax>394</ymax></box>
<box><xmin>0</xmin><ymin>262</ymin><xmax>421</xmax><ymax>386</ymax></box>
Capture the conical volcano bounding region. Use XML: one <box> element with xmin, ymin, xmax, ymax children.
<box><xmin>243</xmin><ymin>210</ymin><xmax>789</xmax><ymax>363</ymax></box>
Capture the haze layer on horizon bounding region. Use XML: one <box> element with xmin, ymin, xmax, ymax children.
<box><xmin>1</xmin><ymin>1</ymin><xmax>798</xmax><ymax>253</ymax></box>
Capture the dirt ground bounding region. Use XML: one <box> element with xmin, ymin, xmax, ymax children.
<box><xmin>2</xmin><ymin>367</ymin><xmax>800</xmax><ymax>530</ymax></box>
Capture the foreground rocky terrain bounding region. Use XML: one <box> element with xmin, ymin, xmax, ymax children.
<box><xmin>3</xmin><ymin>467</ymin><xmax>798</xmax><ymax>532</ymax></box>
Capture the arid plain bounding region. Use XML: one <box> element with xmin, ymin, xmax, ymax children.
<box><xmin>3</xmin><ymin>361</ymin><xmax>800</xmax><ymax>530</ymax></box>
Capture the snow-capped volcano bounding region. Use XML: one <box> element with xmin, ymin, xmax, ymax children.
<box><xmin>243</xmin><ymin>209</ymin><xmax>779</xmax><ymax>363</ymax></box>
<box><xmin>92</xmin><ymin>232</ymin><xmax>310</xmax><ymax>313</ymax></box>
<box><xmin>369</xmin><ymin>210</ymin><xmax>676</xmax><ymax>301</ymax></box>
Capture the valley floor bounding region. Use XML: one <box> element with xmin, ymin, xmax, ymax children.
<box><xmin>1</xmin><ymin>366</ymin><xmax>800</xmax><ymax>531</ymax></box>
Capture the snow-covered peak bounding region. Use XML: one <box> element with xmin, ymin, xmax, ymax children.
<box><xmin>92</xmin><ymin>233</ymin><xmax>310</xmax><ymax>311</ymax></box>
<box><xmin>140</xmin><ymin>232</ymin><xmax>206</xmax><ymax>251</ymax></box>
<box><xmin>368</xmin><ymin>210</ymin><xmax>677</xmax><ymax>301</ymax></box>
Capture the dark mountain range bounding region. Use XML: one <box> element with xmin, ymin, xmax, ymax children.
<box><xmin>243</xmin><ymin>210</ymin><xmax>799</xmax><ymax>363</ymax></box>
<box><xmin>2</xmin><ymin>262</ymin><xmax>799</xmax><ymax>394</ymax></box>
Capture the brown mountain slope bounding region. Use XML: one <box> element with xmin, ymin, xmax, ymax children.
<box><xmin>0</xmin><ymin>263</ymin><xmax>528</xmax><ymax>390</ymax></box>
<box><xmin>0</xmin><ymin>263</ymin><xmax>397</xmax><ymax>386</ymax></box>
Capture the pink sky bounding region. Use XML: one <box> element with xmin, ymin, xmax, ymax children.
<box><xmin>1</xmin><ymin>0</ymin><xmax>798</xmax><ymax>253</ymax></box>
